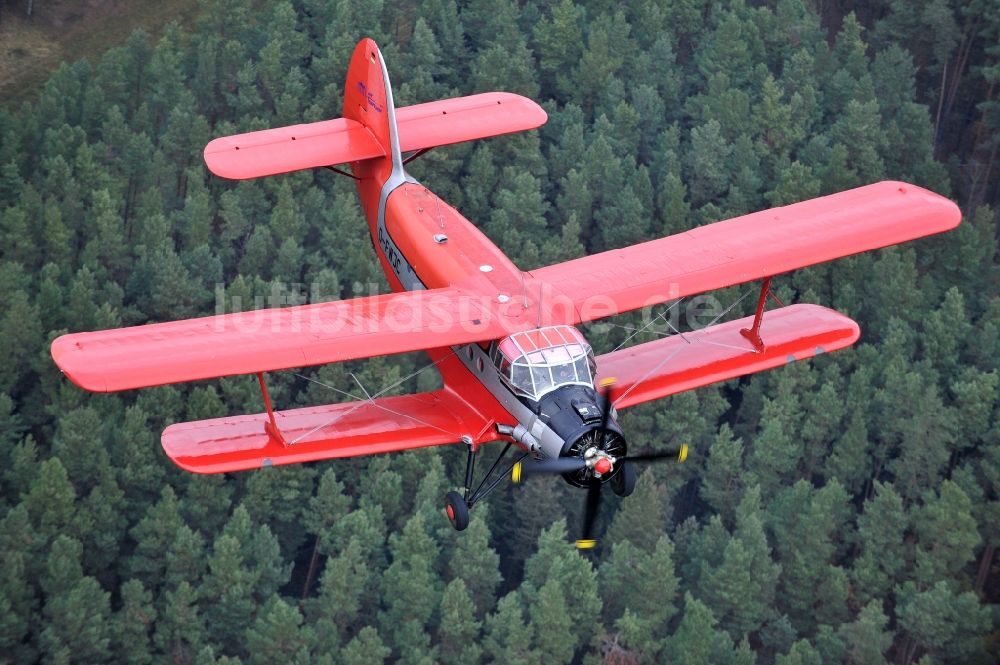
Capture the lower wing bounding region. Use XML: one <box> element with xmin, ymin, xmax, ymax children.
<box><xmin>596</xmin><ymin>304</ymin><xmax>859</xmax><ymax>409</ymax></box>
<box><xmin>162</xmin><ymin>388</ymin><xmax>497</xmax><ymax>474</ymax></box>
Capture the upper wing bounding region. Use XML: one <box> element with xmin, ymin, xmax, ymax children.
<box><xmin>596</xmin><ymin>304</ymin><xmax>859</xmax><ymax>410</ymax></box>
<box><xmin>51</xmin><ymin>288</ymin><xmax>513</xmax><ymax>393</ymax></box>
<box><xmin>161</xmin><ymin>389</ymin><xmax>493</xmax><ymax>474</ymax></box>
<box><xmin>204</xmin><ymin>92</ymin><xmax>546</xmax><ymax>180</ymax></box>
<box><xmin>532</xmin><ymin>181</ymin><xmax>961</xmax><ymax>324</ymax></box>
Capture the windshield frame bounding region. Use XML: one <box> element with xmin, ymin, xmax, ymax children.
<box><xmin>492</xmin><ymin>326</ymin><xmax>595</xmax><ymax>400</ymax></box>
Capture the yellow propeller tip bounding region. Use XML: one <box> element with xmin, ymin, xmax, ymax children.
<box><xmin>575</xmin><ymin>539</ymin><xmax>597</xmax><ymax>550</ymax></box>
<box><xmin>678</xmin><ymin>444</ymin><xmax>689</xmax><ymax>463</ymax></box>
<box><xmin>511</xmin><ymin>461</ymin><xmax>523</xmax><ymax>484</ymax></box>
<box><xmin>599</xmin><ymin>377</ymin><xmax>617</xmax><ymax>388</ymax></box>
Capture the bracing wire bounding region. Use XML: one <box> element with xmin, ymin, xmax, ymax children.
<box><xmin>612</xmin><ymin>287</ymin><xmax>755</xmax><ymax>407</ymax></box>
<box><xmin>288</xmin><ymin>350</ymin><xmax>458</xmax><ymax>444</ymax></box>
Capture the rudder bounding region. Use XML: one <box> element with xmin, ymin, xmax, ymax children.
<box><xmin>342</xmin><ymin>38</ymin><xmax>403</xmax><ymax>169</ymax></box>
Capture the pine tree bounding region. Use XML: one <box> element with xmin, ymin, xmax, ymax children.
<box><xmin>127</xmin><ymin>486</ymin><xmax>185</xmax><ymax>590</ymax></box>
<box><xmin>522</xmin><ymin>521</ymin><xmax>602</xmax><ymax>645</ymax></box>
<box><xmin>114</xmin><ymin>406</ymin><xmax>165</xmax><ymax>521</ymax></box>
<box><xmin>611</xmin><ymin>535</ymin><xmax>680</xmax><ymax>659</ymax></box>
<box><xmin>826</xmin><ymin>408</ymin><xmax>872</xmax><ymax>496</ymax></box>
<box><xmin>0</xmin><ymin>545</ymin><xmax>38</xmax><ymax>664</ymax></box>
<box><xmin>245</xmin><ymin>596</ymin><xmax>315</xmax><ymax>665</ymax></box>
<box><xmin>379</xmin><ymin>513</ymin><xmax>442</xmax><ymax>652</ymax></box>
<box><xmin>200</xmin><ymin>533</ymin><xmax>259</xmax><ymax>656</ymax></box>
<box><xmin>776</xmin><ymin>640</ymin><xmax>823</xmax><ymax>665</ymax></box>
<box><xmin>116</xmin><ymin>579</ymin><xmax>156</xmax><ymax>665</ymax></box>
<box><xmin>446</xmin><ymin>512</ymin><xmax>503</xmax><ymax>617</ymax></box>
<box><xmin>0</xmin><ymin>290</ymin><xmax>42</xmax><ymax>394</ymax></box>
<box><xmin>304</xmin><ymin>467</ymin><xmax>353</xmax><ymax>555</ymax></box>
<box><xmin>912</xmin><ymin>480</ymin><xmax>981</xmax><ymax>586</ymax></box>
<box><xmin>768</xmin><ymin>480</ymin><xmax>849</xmax><ymax>632</ymax></box>
<box><xmin>700</xmin><ymin>425</ymin><xmax>746</xmax><ymax>524</ymax></box>
<box><xmin>532</xmin><ymin>0</ymin><xmax>584</xmax><ymax>99</ymax></box>
<box><xmin>852</xmin><ymin>481</ymin><xmax>909</xmax><ymax>604</ymax></box>
<box><xmin>164</xmin><ymin>523</ymin><xmax>207</xmax><ymax>590</ymax></box>
<box><xmin>341</xmin><ymin>626</ymin><xmax>391</xmax><ymax>665</ymax></box>
<box><xmin>700</xmin><ymin>486</ymin><xmax>780</xmax><ymax>638</ymax></box>
<box><xmin>153</xmin><ymin>581</ymin><xmax>207</xmax><ymax>664</ymax></box>
<box><xmin>39</xmin><ymin>536</ymin><xmax>113</xmax><ymax>664</ymax></box>
<box><xmin>482</xmin><ymin>592</ymin><xmax>537</xmax><ymax>665</ymax></box>
<box><xmin>572</xmin><ymin>13</ymin><xmax>631</xmax><ymax>110</ymax></box>
<box><xmin>438</xmin><ymin>579</ymin><xmax>482</xmax><ymax>665</ymax></box>
<box><xmin>604</xmin><ymin>469</ymin><xmax>668</xmax><ymax>551</ymax></box>
<box><xmin>662</xmin><ymin>593</ymin><xmax>737</xmax><ymax>665</ymax></box>
<box><xmin>837</xmin><ymin>600</ymin><xmax>893</xmax><ymax>665</ymax></box>
<box><xmin>309</xmin><ymin>536</ymin><xmax>367</xmax><ymax>644</ymax></box>
<box><xmin>529</xmin><ymin>577</ymin><xmax>576</xmax><ymax>664</ymax></box>
<box><xmin>687</xmin><ymin>119</ymin><xmax>733</xmax><ymax>206</ymax></box>
<box><xmin>22</xmin><ymin>457</ymin><xmax>78</xmax><ymax>545</ymax></box>
<box><xmin>896</xmin><ymin>580</ymin><xmax>991</xmax><ymax>664</ymax></box>
<box><xmin>221</xmin><ymin>504</ymin><xmax>292</xmax><ymax>603</ymax></box>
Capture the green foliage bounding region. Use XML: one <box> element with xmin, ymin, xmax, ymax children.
<box><xmin>0</xmin><ymin>1</ymin><xmax>997</xmax><ymax>662</ymax></box>
<box><xmin>438</xmin><ymin>579</ymin><xmax>482</xmax><ymax>665</ymax></box>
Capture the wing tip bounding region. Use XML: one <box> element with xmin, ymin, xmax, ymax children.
<box><xmin>50</xmin><ymin>334</ymin><xmax>108</xmax><ymax>393</ymax></box>
<box><xmin>882</xmin><ymin>179</ymin><xmax>962</xmax><ymax>232</ymax></box>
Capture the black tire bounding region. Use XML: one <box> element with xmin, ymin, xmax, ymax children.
<box><xmin>444</xmin><ymin>491</ymin><xmax>470</xmax><ymax>531</ymax></box>
<box><xmin>610</xmin><ymin>461</ymin><xmax>636</xmax><ymax>498</ymax></box>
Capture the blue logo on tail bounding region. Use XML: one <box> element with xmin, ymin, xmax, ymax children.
<box><xmin>356</xmin><ymin>81</ymin><xmax>384</xmax><ymax>113</ymax></box>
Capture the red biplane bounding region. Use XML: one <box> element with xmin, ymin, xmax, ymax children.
<box><xmin>51</xmin><ymin>38</ymin><xmax>961</xmax><ymax>546</ymax></box>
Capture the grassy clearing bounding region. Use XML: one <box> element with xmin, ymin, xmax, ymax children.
<box><xmin>0</xmin><ymin>0</ymin><xmax>201</xmax><ymax>108</ymax></box>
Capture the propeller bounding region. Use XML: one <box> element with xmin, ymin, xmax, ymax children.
<box><xmin>511</xmin><ymin>456</ymin><xmax>587</xmax><ymax>482</ymax></box>
<box><xmin>511</xmin><ymin>378</ymin><xmax>689</xmax><ymax>550</ymax></box>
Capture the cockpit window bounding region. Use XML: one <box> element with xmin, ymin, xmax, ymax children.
<box><xmin>493</xmin><ymin>326</ymin><xmax>595</xmax><ymax>399</ymax></box>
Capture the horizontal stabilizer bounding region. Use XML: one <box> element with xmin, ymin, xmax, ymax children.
<box><xmin>204</xmin><ymin>92</ymin><xmax>547</xmax><ymax>180</ymax></box>
<box><xmin>203</xmin><ymin>118</ymin><xmax>384</xmax><ymax>180</ymax></box>
<box><xmin>51</xmin><ymin>288</ymin><xmax>520</xmax><ymax>392</ymax></box>
<box><xmin>596</xmin><ymin>304</ymin><xmax>859</xmax><ymax>409</ymax></box>
<box><xmin>161</xmin><ymin>390</ymin><xmax>488</xmax><ymax>474</ymax></box>
<box><xmin>395</xmin><ymin>92</ymin><xmax>547</xmax><ymax>152</ymax></box>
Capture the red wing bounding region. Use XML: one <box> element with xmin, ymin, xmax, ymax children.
<box><xmin>204</xmin><ymin>93</ymin><xmax>546</xmax><ymax>180</ymax></box>
<box><xmin>51</xmin><ymin>288</ymin><xmax>515</xmax><ymax>393</ymax></box>
<box><xmin>162</xmin><ymin>389</ymin><xmax>495</xmax><ymax>474</ymax></box>
<box><xmin>596</xmin><ymin>304</ymin><xmax>859</xmax><ymax>410</ymax></box>
<box><xmin>532</xmin><ymin>181</ymin><xmax>960</xmax><ymax>324</ymax></box>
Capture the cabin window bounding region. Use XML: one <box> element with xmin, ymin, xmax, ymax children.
<box><xmin>493</xmin><ymin>325</ymin><xmax>595</xmax><ymax>400</ymax></box>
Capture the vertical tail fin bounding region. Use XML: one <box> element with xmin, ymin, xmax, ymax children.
<box><xmin>342</xmin><ymin>38</ymin><xmax>403</xmax><ymax>172</ymax></box>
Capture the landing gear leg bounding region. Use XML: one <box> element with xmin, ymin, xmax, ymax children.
<box><xmin>444</xmin><ymin>436</ymin><xmax>476</xmax><ymax>532</ymax></box>
<box><xmin>444</xmin><ymin>438</ymin><xmax>527</xmax><ymax>531</ymax></box>
<box><xmin>462</xmin><ymin>436</ymin><xmax>476</xmax><ymax>502</ymax></box>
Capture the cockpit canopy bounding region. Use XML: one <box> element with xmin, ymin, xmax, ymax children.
<box><xmin>490</xmin><ymin>326</ymin><xmax>596</xmax><ymax>400</ymax></box>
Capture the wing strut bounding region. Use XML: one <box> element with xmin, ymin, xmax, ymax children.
<box><xmin>256</xmin><ymin>372</ymin><xmax>288</xmax><ymax>447</ymax></box>
<box><xmin>739</xmin><ymin>277</ymin><xmax>784</xmax><ymax>353</ymax></box>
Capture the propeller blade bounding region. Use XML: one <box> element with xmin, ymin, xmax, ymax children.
<box><xmin>575</xmin><ymin>480</ymin><xmax>602</xmax><ymax>550</ymax></box>
<box><xmin>626</xmin><ymin>443</ymin><xmax>689</xmax><ymax>464</ymax></box>
<box><xmin>511</xmin><ymin>456</ymin><xmax>588</xmax><ymax>483</ymax></box>
<box><xmin>598</xmin><ymin>377</ymin><xmax>615</xmax><ymax>432</ymax></box>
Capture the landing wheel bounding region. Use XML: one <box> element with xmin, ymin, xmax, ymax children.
<box><xmin>444</xmin><ymin>491</ymin><xmax>470</xmax><ymax>531</ymax></box>
<box><xmin>610</xmin><ymin>461</ymin><xmax>636</xmax><ymax>497</ymax></box>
